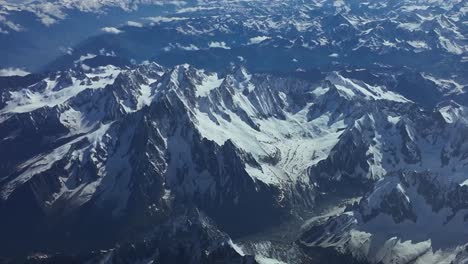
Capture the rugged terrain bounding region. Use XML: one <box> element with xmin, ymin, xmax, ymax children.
<box><xmin>0</xmin><ymin>0</ymin><xmax>467</xmax><ymax>263</ymax></box>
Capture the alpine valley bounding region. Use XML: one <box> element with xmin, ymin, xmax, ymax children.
<box><xmin>0</xmin><ymin>0</ymin><xmax>467</xmax><ymax>264</ymax></box>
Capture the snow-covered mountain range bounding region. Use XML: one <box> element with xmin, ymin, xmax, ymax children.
<box><xmin>1</xmin><ymin>0</ymin><xmax>467</xmax><ymax>73</ymax></box>
<box><xmin>0</xmin><ymin>59</ymin><xmax>467</xmax><ymax>263</ymax></box>
<box><xmin>0</xmin><ymin>0</ymin><xmax>467</xmax><ymax>263</ymax></box>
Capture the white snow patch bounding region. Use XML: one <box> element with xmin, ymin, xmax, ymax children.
<box><xmin>255</xmin><ymin>256</ymin><xmax>287</xmax><ymax>264</ymax></box>
<box><xmin>208</xmin><ymin>41</ymin><xmax>230</xmax><ymax>49</ymax></box>
<box><xmin>74</xmin><ymin>53</ymin><xmax>97</xmax><ymax>64</ymax></box>
<box><xmin>422</xmin><ymin>74</ymin><xmax>464</xmax><ymax>95</ymax></box>
<box><xmin>248</xmin><ymin>36</ymin><xmax>271</xmax><ymax>45</ymax></box>
<box><xmin>101</xmin><ymin>27</ymin><xmax>123</xmax><ymax>34</ymax></box>
<box><xmin>145</xmin><ymin>16</ymin><xmax>188</xmax><ymax>23</ymax></box>
<box><xmin>127</xmin><ymin>21</ymin><xmax>143</xmax><ymax>27</ymax></box>
<box><xmin>438</xmin><ymin>36</ymin><xmax>464</xmax><ymax>55</ymax></box>
<box><xmin>0</xmin><ymin>67</ymin><xmax>30</xmax><ymax>76</ymax></box>
<box><xmin>327</xmin><ymin>72</ymin><xmax>410</xmax><ymax>103</ymax></box>
<box><xmin>195</xmin><ymin>73</ymin><xmax>223</xmax><ymax>97</ymax></box>
<box><xmin>407</xmin><ymin>41</ymin><xmax>429</xmax><ymax>50</ymax></box>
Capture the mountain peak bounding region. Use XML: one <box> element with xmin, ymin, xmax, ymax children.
<box><xmin>437</xmin><ymin>100</ymin><xmax>468</xmax><ymax>124</ymax></box>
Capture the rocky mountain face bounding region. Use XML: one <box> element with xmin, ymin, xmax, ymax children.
<box><xmin>25</xmin><ymin>208</ymin><xmax>259</xmax><ymax>264</ymax></box>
